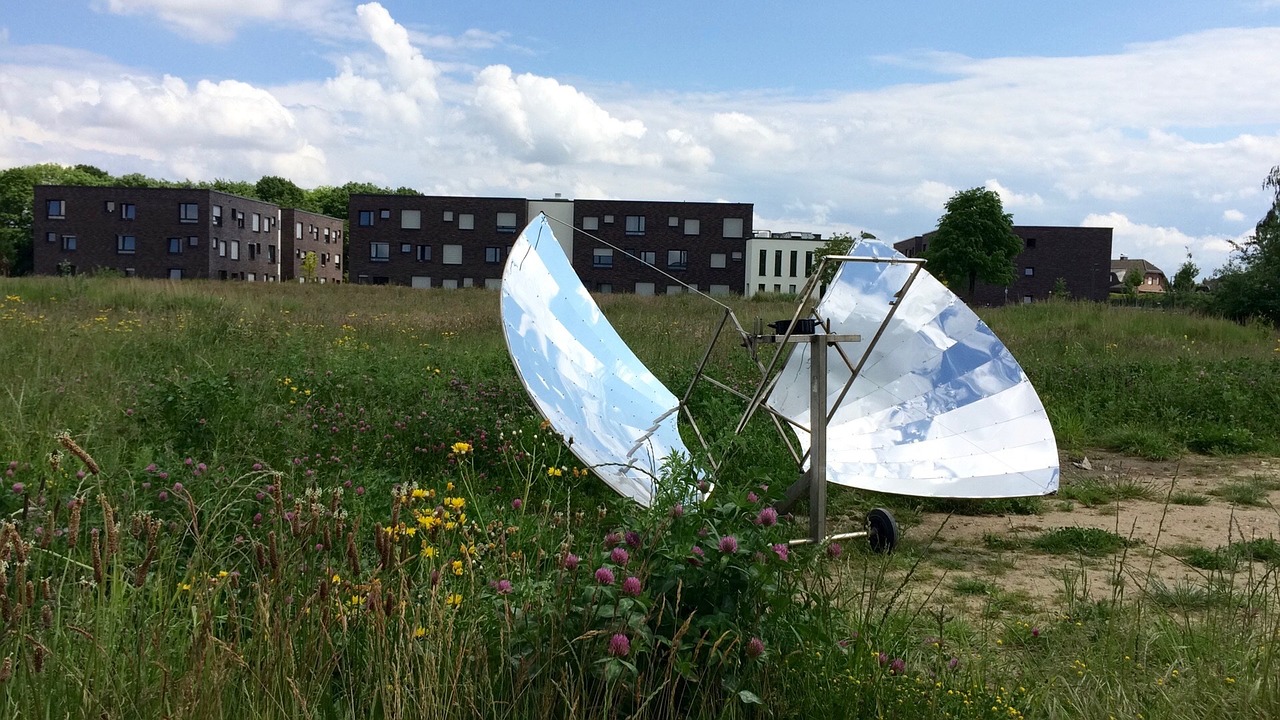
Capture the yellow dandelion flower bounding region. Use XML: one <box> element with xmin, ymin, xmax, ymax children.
<box><xmin>452</xmin><ymin>560</ymin><xmax>464</xmax><ymax>576</ymax></box>
<box><xmin>414</xmin><ymin>626</ymin><xmax>427</xmax><ymax>639</ymax></box>
<box><xmin>422</xmin><ymin>545</ymin><xmax>436</xmax><ymax>558</ymax></box>
<box><xmin>446</xmin><ymin>593</ymin><xmax>463</xmax><ymax>608</ymax></box>
<box><xmin>451</xmin><ymin>442</ymin><xmax>472</xmax><ymax>455</ymax></box>
<box><xmin>179</xmin><ymin>582</ymin><xmax>192</xmax><ymax>592</ymax></box>
<box><xmin>332</xmin><ymin>573</ymin><xmax>342</xmax><ymax>584</ymax></box>
<box><xmin>217</xmin><ymin>570</ymin><xmax>229</xmax><ymax>578</ymax></box>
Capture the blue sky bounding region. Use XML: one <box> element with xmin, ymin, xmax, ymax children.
<box><xmin>4</xmin><ymin>1</ymin><xmax>1280</xmax><ymax>279</ymax></box>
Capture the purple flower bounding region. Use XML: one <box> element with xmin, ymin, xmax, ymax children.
<box><xmin>1031</xmin><ymin>626</ymin><xmax>1041</xmax><ymax>638</ymax></box>
<box><xmin>355</xmin><ymin>486</ymin><xmax>365</xmax><ymax>496</ymax></box>
<box><xmin>718</xmin><ymin>536</ymin><xmax>739</xmax><ymax>554</ymax></box>
<box><xmin>771</xmin><ymin>543</ymin><xmax>790</xmax><ymax>562</ymax></box>
<box><xmin>947</xmin><ymin>657</ymin><xmax>960</xmax><ymax>671</ymax></box>
<box><xmin>604</xmin><ymin>531</ymin><xmax>622</xmax><ymax>548</ymax></box>
<box><xmin>184</xmin><ymin>457</ymin><xmax>193</xmax><ymax>466</ymax></box>
<box><xmin>697</xmin><ymin>480</ymin><xmax>710</xmax><ymax>493</ymax></box>
<box><xmin>252</xmin><ymin>462</ymin><xmax>263</xmax><ymax>471</ymax></box>
<box><xmin>746</xmin><ymin>637</ymin><xmax>765</xmax><ymax>659</ymax></box>
<box><xmin>172</xmin><ymin>482</ymin><xmax>184</xmax><ymax>493</ymax></box>
<box><xmin>10</xmin><ymin>483</ymin><xmax>23</xmax><ymax>494</ymax></box>
<box><xmin>314</xmin><ymin>543</ymin><xmax>325</xmax><ymax>552</ymax></box>
<box><xmin>877</xmin><ymin>652</ymin><xmax>889</xmax><ymax>666</ymax></box>
<box><xmin>670</xmin><ymin>503</ymin><xmax>684</xmax><ymax>518</ymax></box>
<box><xmin>157</xmin><ymin>491</ymin><xmax>169</xmax><ymax>502</ymax></box>
<box><xmin>747</xmin><ymin>491</ymin><xmax>759</xmax><ymax>503</ymax></box>
<box><xmin>595</xmin><ymin>567</ymin><xmax>615</xmax><ymax>585</ymax></box>
<box><xmin>608</xmin><ymin>633</ymin><xmax>630</xmax><ymax>658</ymax></box>
<box><xmin>563</xmin><ymin>553</ymin><xmax>580</xmax><ymax>570</ymax></box>
<box><xmin>621</xmin><ymin>576</ymin><xmax>642</xmax><ymax>596</ymax></box>
<box><xmin>625</xmin><ymin>530</ymin><xmax>641</xmax><ymax>548</ymax></box>
<box><xmin>826</xmin><ymin>542</ymin><xmax>843</xmax><ymax>559</ymax></box>
<box><xmin>494</xmin><ymin>579</ymin><xmax>513</xmax><ymax>595</ymax></box>
<box><xmin>511</xmin><ymin>498</ymin><xmax>523</xmax><ymax>510</ymax></box>
<box><xmin>889</xmin><ymin>658</ymin><xmax>906</xmax><ymax>675</ymax></box>
<box><xmin>755</xmin><ymin>507</ymin><xmax>778</xmax><ymax>527</ymax></box>
<box><xmin>610</xmin><ymin>547</ymin><xmax>630</xmax><ymax>565</ymax></box>
<box><xmin>75</xmin><ymin>470</ymin><xmax>86</xmax><ymax>480</ymax></box>
<box><xmin>253</xmin><ymin>513</ymin><xmax>263</xmax><ymax>524</ymax></box>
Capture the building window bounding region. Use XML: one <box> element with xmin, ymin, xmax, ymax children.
<box><xmin>45</xmin><ymin>232</ymin><xmax>56</xmax><ymax>243</ymax></box>
<box><xmin>104</xmin><ymin>201</ymin><xmax>115</xmax><ymax>214</ymax></box>
<box><xmin>604</xmin><ymin>215</ymin><xmax>614</xmax><ymax>224</ymax></box>
<box><xmin>248</xmin><ymin>243</ymin><xmax>257</xmax><ymax>261</ymax></box>
<box><xmin>635</xmin><ymin>282</ymin><xmax>655</xmax><ymax>296</ymax></box>
<box><xmin>639</xmin><ymin>250</ymin><xmax>657</xmax><ymax>265</ymax></box>
<box><xmin>416</xmin><ymin>245</ymin><xmax>432</xmax><ymax>262</ymax></box>
<box><xmin>443</xmin><ymin>211</ymin><xmax>454</xmax><ymax>222</ymax></box>
<box><xmin>597</xmin><ymin>282</ymin><xmax>613</xmax><ymax>293</ymax></box>
<box><xmin>235</xmin><ymin>211</ymin><xmax>245</xmax><ymax>228</ymax></box>
<box><xmin>732</xmin><ymin>251</ymin><xmax>743</xmax><ymax>262</ymax></box>
<box><xmin>458</xmin><ymin>214</ymin><xmax>475</xmax><ymax>230</ymax></box>
<box><xmin>47</xmin><ymin>199</ymin><xmax>66</xmax><ymax>219</ymax></box>
<box><xmin>710</xmin><ymin>284</ymin><xmax>731</xmax><ymax>295</ymax></box>
<box><xmin>212</xmin><ymin>205</ymin><xmax>222</xmax><ymax>226</ymax></box>
<box><xmin>774</xmin><ymin>250</ymin><xmax>783</xmax><ymax>277</ymax></box>
<box><xmin>667</xmin><ymin>250</ymin><xmax>688</xmax><ymax>270</ymax></box>
<box><xmin>1024</xmin><ymin>267</ymin><xmax>1034</xmax><ymax>276</ymax></box>
<box><xmin>370</xmin><ymin>242</ymin><xmax>390</xmax><ymax>261</ymax></box>
<box><xmin>268</xmin><ymin>245</ymin><xmax>276</xmax><ymax>263</ymax></box>
<box><xmin>789</xmin><ymin>251</ymin><xmax>798</xmax><ymax>277</ymax></box>
<box><xmin>120</xmin><ymin>204</ymin><xmax>136</xmax><ymax>220</ymax></box>
<box><xmin>485</xmin><ymin>247</ymin><xmax>504</xmax><ymax>264</ymax></box>
<box><xmin>496</xmin><ymin>212</ymin><xmax>517</xmax><ymax>232</ymax></box>
<box><xmin>188</xmin><ymin>236</ymin><xmax>199</xmax><ymax>247</ymax></box>
<box><xmin>723</xmin><ymin>218</ymin><xmax>744</xmax><ymax>238</ymax></box>
<box><xmin>402</xmin><ymin>210</ymin><xmax>421</xmax><ymax>229</ymax></box>
<box><xmin>168</xmin><ymin>237</ymin><xmax>182</xmax><ymax>254</ymax></box>
<box><xmin>710</xmin><ymin>252</ymin><xmax>727</xmax><ymax>269</ymax></box>
<box><xmin>401</xmin><ymin>243</ymin><xmax>412</xmax><ymax>254</ymax></box>
<box><xmin>116</xmin><ymin>235</ymin><xmax>136</xmax><ymax>254</ymax></box>
<box><xmin>443</xmin><ymin>244</ymin><xmax>463</xmax><ymax>265</ymax></box>
<box><xmin>805</xmin><ymin>251</ymin><xmax>814</xmax><ymax>275</ymax></box>
<box><xmin>61</xmin><ymin>235</ymin><xmax>77</xmax><ymax>251</ymax></box>
<box><xmin>124</xmin><ymin>268</ymin><xmax>135</xmax><ymax>277</ymax></box>
<box><xmin>358</xmin><ymin>211</ymin><xmax>374</xmax><ymax>227</ymax></box>
<box><xmin>582</xmin><ymin>216</ymin><xmax>599</xmax><ymax>231</ymax></box>
<box><xmin>217</xmin><ymin>239</ymin><xmax>225</xmax><ymax>257</ymax></box>
<box><xmin>251</xmin><ymin>213</ymin><xmax>261</xmax><ymax>232</ymax></box>
<box><xmin>169</xmin><ymin>269</ymin><xmax>183</xmax><ymax>280</ymax></box>
<box><xmin>684</xmin><ymin>219</ymin><xmax>700</xmax><ymax>236</ymax></box>
<box><xmin>668</xmin><ymin>216</ymin><xmax>679</xmax><ymax>227</ymax></box>
<box><xmin>1025</xmin><ymin>237</ymin><xmax>1037</xmax><ymax>249</ymax></box>
<box><xmin>666</xmin><ymin>285</ymin><xmax>685</xmax><ymax>295</ymax></box>
<box><xmin>625</xmin><ymin>215</ymin><xmax>646</xmax><ymax>235</ymax></box>
<box><xmin>1022</xmin><ymin>294</ymin><xmax>1033</xmax><ymax>304</ymax></box>
<box><xmin>230</xmin><ymin>240</ymin><xmax>240</xmax><ymax>260</ymax></box>
<box><xmin>179</xmin><ymin>203</ymin><xmax>199</xmax><ymax>223</ymax></box>
<box><xmin>593</xmin><ymin>248</ymin><xmax>614</xmax><ymax>268</ymax></box>
<box><xmin>758</xmin><ymin>249</ymin><xmax>767</xmax><ymax>275</ymax></box>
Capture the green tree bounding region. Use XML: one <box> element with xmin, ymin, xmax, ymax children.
<box><xmin>301</xmin><ymin>251</ymin><xmax>318</xmax><ymax>283</ymax></box>
<box><xmin>0</xmin><ymin>163</ymin><xmax>118</xmax><ymax>275</ymax></box>
<box><xmin>255</xmin><ymin>175</ymin><xmax>306</xmax><ymax>209</ymax></box>
<box><xmin>1213</xmin><ymin>166</ymin><xmax>1280</xmax><ymax>324</ymax></box>
<box><xmin>1050</xmin><ymin>277</ymin><xmax>1070</xmax><ymax>299</ymax></box>
<box><xmin>811</xmin><ymin>231</ymin><xmax>876</xmax><ymax>285</ymax></box>
<box><xmin>1123</xmin><ymin>265</ymin><xmax>1143</xmax><ymax>298</ymax></box>
<box><xmin>923</xmin><ymin>187</ymin><xmax>1022</xmax><ymax>300</ymax></box>
<box><xmin>1170</xmin><ymin>252</ymin><xmax>1200</xmax><ymax>296</ymax></box>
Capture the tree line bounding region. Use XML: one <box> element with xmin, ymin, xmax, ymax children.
<box><xmin>0</xmin><ymin>163</ymin><xmax>418</xmax><ymax>275</ymax></box>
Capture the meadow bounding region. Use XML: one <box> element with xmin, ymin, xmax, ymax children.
<box><xmin>0</xmin><ymin>275</ymin><xmax>1278</xmax><ymax>719</ymax></box>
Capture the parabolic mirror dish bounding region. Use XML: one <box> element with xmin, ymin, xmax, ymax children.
<box><xmin>499</xmin><ymin>215</ymin><xmax>698</xmax><ymax>507</ymax></box>
<box><xmin>765</xmin><ymin>240</ymin><xmax>1059</xmax><ymax>498</ymax></box>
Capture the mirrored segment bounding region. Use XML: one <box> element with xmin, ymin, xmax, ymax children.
<box><xmin>500</xmin><ymin>215</ymin><xmax>699</xmax><ymax>506</ymax></box>
<box><xmin>766</xmin><ymin>240</ymin><xmax>1059</xmax><ymax>498</ymax></box>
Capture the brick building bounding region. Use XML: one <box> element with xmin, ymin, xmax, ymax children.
<box><xmin>347</xmin><ymin>195</ymin><xmax>754</xmax><ymax>294</ymax></box>
<box><xmin>281</xmin><ymin>208</ymin><xmax>345</xmax><ymax>283</ymax></box>
<box><xmin>32</xmin><ymin>186</ymin><xmax>342</xmax><ymax>282</ymax></box>
<box><xmin>894</xmin><ymin>225</ymin><xmax>1113</xmax><ymax>304</ymax></box>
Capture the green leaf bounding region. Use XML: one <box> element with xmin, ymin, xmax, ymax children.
<box><xmin>738</xmin><ymin>690</ymin><xmax>763</xmax><ymax>705</ymax></box>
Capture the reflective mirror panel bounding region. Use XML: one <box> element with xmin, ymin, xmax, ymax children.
<box><xmin>765</xmin><ymin>240</ymin><xmax>1059</xmax><ymax>498</ymax></box>
<box><xmin>500</xmin><ymin>215</ymin><xmax>698</xmax><ymax>506</ymax></box>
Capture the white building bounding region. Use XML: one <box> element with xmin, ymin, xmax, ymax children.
<box><xmin>744</xmin><ymin>230</ymin><xmax>827</xmax><ymax>297</ymax></box>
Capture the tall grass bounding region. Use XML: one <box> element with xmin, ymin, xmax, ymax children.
<box><xmin>1</xmin><ymin>277</ymin><xmax>1278</xmax><ymax>718</ymax></box>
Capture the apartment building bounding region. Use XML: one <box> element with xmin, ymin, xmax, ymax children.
<box><xmin>281</xmin><ymin>208</ymin><xmax>345</xmax><ymax>283</ymax></box>
<box><xmin>32</xmin><ymin>186</ymin><xmax>342</xmax><ymax>282</ymax></box>
<box><xmin>347</xmin><ymin>195</ymin><xmax>754</xmax><ymax>294</ymax></box>
<box><xmin>745</xmin><ymin>231</ymin><xmax>826</xmax><ymax>297</ymax></box>
<box><xmin>895</xmin><ymin>225</ymin><xmax>1113</xmax><ymax>304</ymax></box>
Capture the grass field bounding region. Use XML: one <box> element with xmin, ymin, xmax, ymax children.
<box><xmin>0</xmin><ymin>276</ymin><xmax>1278</xmax><ymax>718</ymax></box>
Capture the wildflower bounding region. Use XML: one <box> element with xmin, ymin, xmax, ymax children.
<box><xmin>670</xmin><ymin>503</ymin><xmax>684</xmax><ymax>518</ymax></box>
<box><xmin>446</xmin><ymin>593</ymin><xmax>463</xmax><ymax>608</ymax></box>
<box><xmin>621</xmin><ymin>576</ymin><xmax>642</xmax><ymax>596</ymax></box>
<box><xmin>746</xmin><ymin>637</ymin><xmax>765</xmax><ymax>659</ymax></box>
<box><xmin>610</xmin><ymin>547</ymin><xmax>630</xmax><ymax>565</ymax></box>
<box><xmin>771</xmin><ymin>543</ymin><xmax>790</xmax><ymax>562</ymax></box>
<box><xmin>718</xmin><ymin>536</ymin><xmax>739</xmax><ymax>554</ymax></box>
<box><xmin>625</xmin><ymin>530</ymin><xmax>641</xmax><ymax>548</ymax></box>
<box><xmin>422</xmin><ymin>546</ymin><xmax>436</xmax><ymax>558</ymax></box>
<box><xmin>511</xmin><ymin>498</ymin><xmax>523</xmax><ymax>510</ymax></box>
<box><xmin>10</xmin><ymin>483</ymin><xmax>22</xmax><ymax>494</ymax></box>
<box><xmin>948</xmin><ymin>657</ymin><xmax>960</xmax><ymax>670</ymax></box>
<box><xmin>413</xmin><ymin>626</ymin><xmax>426</xmax><ymax>639</ymax></box>
<box><xmin>755</xmin><ymin>507</ymin><xmax>778</xmax><ymax>527</ymax></box>
<box><xmin>608</xmin><ymin>633</ymin><xmax>630</xmax><ymax>658</ymax></box>
<box><xmin>562</xmin><ymin>553</ymin><xmax>580</xmax><ymax>570</ymax></box>
<box><xmin>332</xmin><ymin>574</ymin><xmax>342</xmax><ymax>584</ymax></box>
<box><xmin>1031</xmin><ymin>626</ymin><xmax>1041</xmax><ymax>638</ymax></box>
<box><xmin>546</xmin><ymin>466</ymin><xmax>562</xmax><ymax>477</ymax></box>
<box><xmin>747</xmin><ymin>491</ymin><xmax>759</xmax><ymax>503</ymax></box>
<box><xmin>451</xmin><ymin>442</ymin><xmax>472</xmax><ymax>455</ymax></box>
<box><xmin>604</xmin><ymin>531</ymin><xmax>622</xmax><ymax>548</ymax></box>
<box><xmin>493</xmin><ymin>579</ymin><xmax>514</xmax><ymax>595</ymax></box>
<box><xmin>451</xmin><ymin>560</ymin><xmax>464</xmax><ymax>576</ymax></box>
<box><xmin>595</xmin><ymin>567</ymin><xmax>615</xmax><ymax>585</ymax></box>
<box><xmin>826</xmin><ymin>542</ymin><xmax>843</xmax><ymax>559</ymax></box>
<box><xmin>889</xmin><ymin>658</ymin><xmax>906</xmax><ymax>675</ymax></box>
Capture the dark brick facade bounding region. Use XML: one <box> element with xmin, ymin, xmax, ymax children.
<box><xmin>281</xmin><ymin>209</ymin><xmax>345</xmax><ymax>283</ymax></box>
<box><xmin>894</xmin><ymin>225</ymin><xmax>1112</xmax><ymax>304</ymax></box>
<box><xmin>570</xmin><ymin>199</ymin><xmax>752</xmax><ymax>294</ymax></box>
<box><xmin>346</xmin><ymin>195</ymin><xmax>527</xmax><ymax>288</ymax></box>
<box><xmin>30</xmin><ymin>186</ymin><xmax>331</xmax><ymax>282</ymax></box>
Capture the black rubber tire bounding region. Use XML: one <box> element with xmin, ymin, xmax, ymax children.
<box><xmin>867</xmin><ymin>507</ymin><xmax>899</xmax><ymax>554</ymax></box>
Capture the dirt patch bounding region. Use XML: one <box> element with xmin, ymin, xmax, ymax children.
<box><xmin>896</xmin><ymin>451</ymin><xmax>1280</xmax><ymax>616</ymax></box>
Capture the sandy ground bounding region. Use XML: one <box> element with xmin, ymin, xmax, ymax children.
<box><xmin>863</xmin><ymin>451</ymin><xmax>1280</xmax><ymax>617</ymax></box>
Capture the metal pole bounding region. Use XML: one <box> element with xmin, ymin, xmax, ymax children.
<box><xmin>808</xmin><ymin>334</ymin><xmax>827</xmax><ymax>543</ymax></box>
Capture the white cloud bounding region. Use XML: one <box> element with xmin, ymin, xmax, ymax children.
<box><xmin>1223</xmin><ymin>208</ymin><xmax>1246</xmax><ymax>222</ymax></box>
<box><xmin>985</xmin><ymin>178</ymin><xmax>1043</xmax><ymax>208</ymax></box>
<box><xmin>356</xmin><ymin>3</ymin><xmax>439</xmax><ymax>104</ymax></box>
<box><xmin>1083</xmin><ymin>211</ymin><xmax>1240</xmax><ymax>278</ymax></box>
<box><xmin>907</xmin><ymin>180</ymin><xmax>956</xmax><ymax>211</ymax></box>
<box><xmin>92</xmin><ymin>0</ymin><xmax>348</xmax><ymax>42</ymax></box>
<box><xmin>472</xmin><ymin>64</ymin><xmax>650</xmax><ymax>165</ymax></box>
<box><xmin>708</xmin><ymin>112</ymin><xmax>794</xmax><ymax>159</ymax></box>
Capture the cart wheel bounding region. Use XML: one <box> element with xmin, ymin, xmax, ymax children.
<box><xmin>867</xmin><ymin>508</ymin><xmax>899</xmax><ymax>554</ymax></box>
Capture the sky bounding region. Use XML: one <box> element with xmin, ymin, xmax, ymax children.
<box><xmin>3</xmin><ymin>2</ymin><xmax>1280</xmax><ymax>280</ymax></box>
